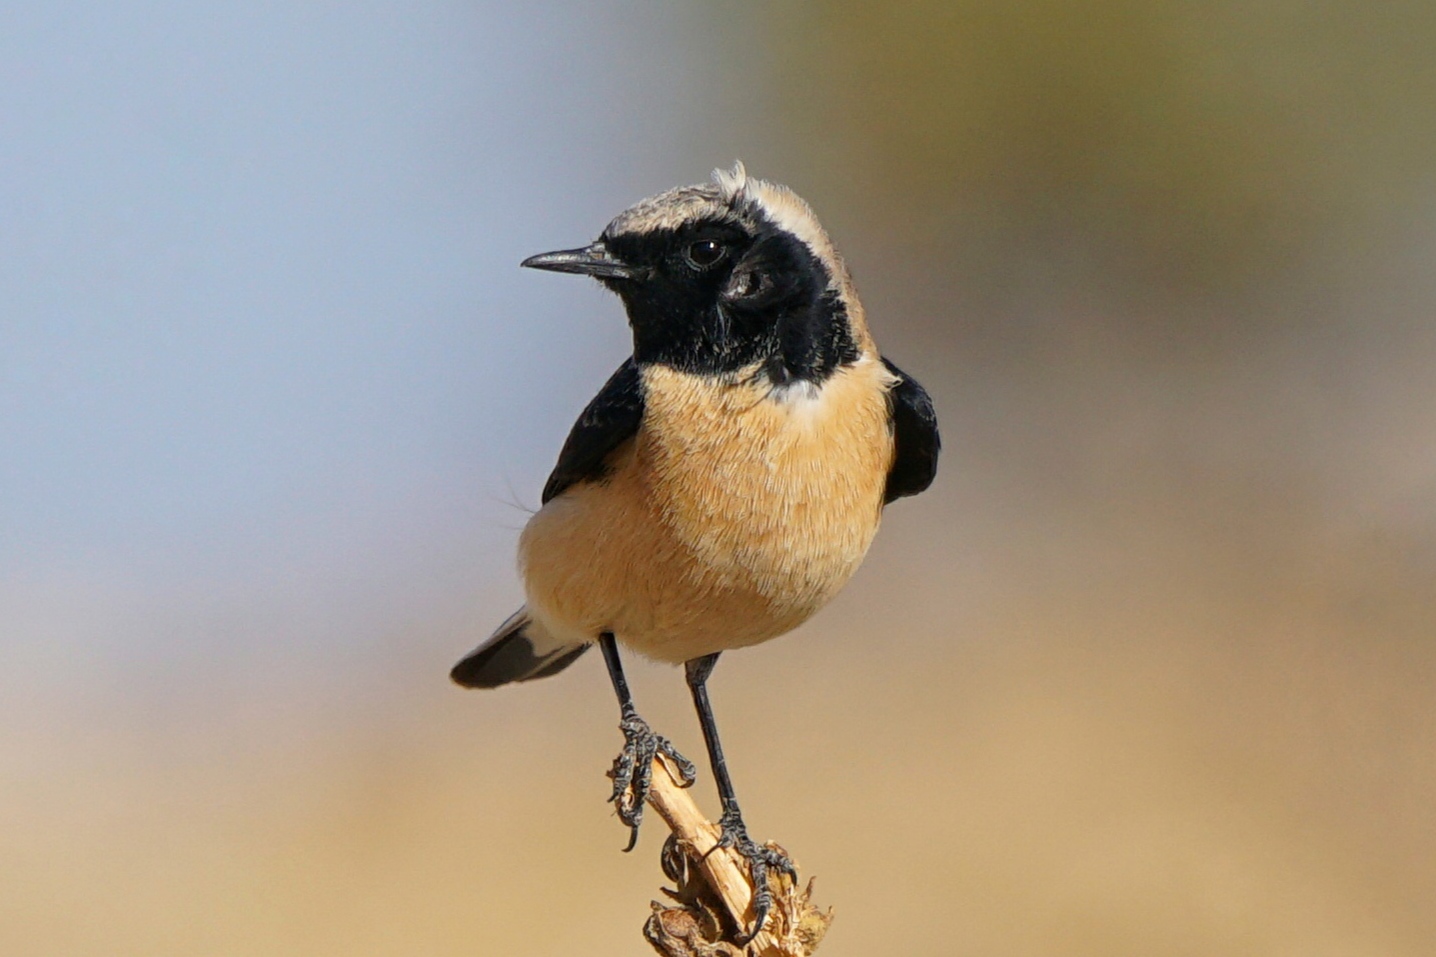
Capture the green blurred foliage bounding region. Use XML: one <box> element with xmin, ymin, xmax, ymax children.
<box><xmin>734</xmin><ymin>1</ymin><xmax>1436</xmax><ymax>301</ymax></box>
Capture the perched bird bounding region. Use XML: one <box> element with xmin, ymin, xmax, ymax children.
<box><xmin>452</xmin><ymin>163</ymin><xmax>938</xmax><ymax>939</ymax></box>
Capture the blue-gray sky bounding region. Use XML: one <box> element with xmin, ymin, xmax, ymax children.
<box><xmin>0</xmin><ymin>5</ymin><xmax>749</xmax><ymax>704</ymax></box>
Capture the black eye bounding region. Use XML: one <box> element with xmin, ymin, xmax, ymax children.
<box><xmin>685</xmin><ymin>239</ymin><xmax>725</xmax><ymax>268</ymax></box>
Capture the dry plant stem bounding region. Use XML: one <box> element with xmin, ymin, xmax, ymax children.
<box><xmin>642</xmin><ymin>756</ymin><xmax>832</xmax><ymax>957</ymax></box>
<box><xmin>646</xmin><ymin>755</ymin><xmax>755</xmax><ymax>929</ymax></box>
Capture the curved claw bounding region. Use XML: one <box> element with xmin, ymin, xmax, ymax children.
<box><xmin>711</xmin><ymin>808</ymin><xmax>796</xmax><ymax>943</ymax></box>
<box><xmin>666</xmin><ymin>748</ymin><xmax>699</xmax><ymax>788</ymax></box>
<box><xmin>659</xmin><ymin>833</ymin><xmax>689</xmax><ymax>885</ymax></box>
<box><xmin>608</xmin><ymin>709</ymin><xmax>695</xmax><ymax>851</ymax></box>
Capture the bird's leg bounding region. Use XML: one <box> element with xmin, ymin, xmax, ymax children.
<box><xmin>684</xmin><ymin>652</ymin><xmax>796</xmax><ymax>943</ymax></box>
<box><xmin>600</xmin><ymin>633</ymin><xmax>696</xmax><ymax>851</ymax></box>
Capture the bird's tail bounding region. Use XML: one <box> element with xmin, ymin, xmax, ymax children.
<box><xmin>449</xmin><ymin>607</ymin><xmax>590</xmax><ymax>689</ymax></box>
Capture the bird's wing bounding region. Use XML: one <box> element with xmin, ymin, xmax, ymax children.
<box><xmin>881</xmin><ymin>357</ymin><xmax>940</xmax><ymax>504</ymax></box>
<box><xmin>541</xmin><ymin>358</ymin><xmax>646</xmax><ymax>504</ymax></box>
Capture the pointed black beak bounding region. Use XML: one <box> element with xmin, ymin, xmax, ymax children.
<box><xmin>521</xmin><ymin>241</ymin><xmax>637</xmax><ymax>280</ymax></box>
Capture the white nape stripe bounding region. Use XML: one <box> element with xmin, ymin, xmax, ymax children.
<box><xmin>712</xmin><ymin>162</ymin><xmax>841</xmax><ymax>278</ymax></box>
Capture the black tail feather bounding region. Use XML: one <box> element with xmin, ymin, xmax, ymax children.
<box><xmin>450</xmin><ymin>609</ymin><xmax>589</xmax><ymax>689</ymax></box>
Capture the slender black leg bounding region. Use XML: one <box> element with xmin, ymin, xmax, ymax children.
<box><xmin>685</xmin><ymin>653</ymin><xmax>796</xmax><ymax>943</ymax></box>
<box><xmin>600</xmin><ymin>633</ymin><xmax>696</xmax><ymax>851</ymax></box>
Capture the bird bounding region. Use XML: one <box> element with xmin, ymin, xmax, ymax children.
<box><xmin>451</xmin><ymin>162</ymin><xmax>939</xmax><ymax>940</ymax></box>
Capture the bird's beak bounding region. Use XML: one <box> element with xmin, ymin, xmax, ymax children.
<box><xmin>521</xmin><ymin>241</ymin><xmax>637</xmax><ymax>280</ymax></box>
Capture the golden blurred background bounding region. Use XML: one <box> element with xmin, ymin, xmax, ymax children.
<box><xmin>3</xmin><ymin>4</ymin><xmax>1434</xmax><ymax>955</ymax></box>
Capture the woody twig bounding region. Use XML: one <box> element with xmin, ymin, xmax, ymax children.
<box><xmin>638</xmin><ymin>757</ymin><xmax>832</xmax><ymax>957</ymax></box>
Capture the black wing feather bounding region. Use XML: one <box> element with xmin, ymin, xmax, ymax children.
<box><xmin>541</xmin><ymin>359</ymin><xmax>645</xmax><ymax>504</ymax></box>
<box><xmin>882</xmin><ymin>357</ymin><xmax>940</xmax><ymax>504</ymax></box>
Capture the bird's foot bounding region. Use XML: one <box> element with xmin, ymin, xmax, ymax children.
<box><xmin>609</xmin><ymin>707</ymin><xmax>697</xmax><ymax>851</ymax></box>
<box><xmin>713</xmin><ymin>806</ymin><xmax>797</xmax><ymax>943</ymax></box>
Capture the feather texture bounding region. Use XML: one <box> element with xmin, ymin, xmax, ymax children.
<box><xmin>520</xmin><ymin>358</ymin><xmax>896</xmax><ymax>663</ymax></box>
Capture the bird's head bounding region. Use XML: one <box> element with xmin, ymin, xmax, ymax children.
<box><xmin>522</xmin><ymin>163</ymin><xmax>873</xmax><ymax>387</ymax></box>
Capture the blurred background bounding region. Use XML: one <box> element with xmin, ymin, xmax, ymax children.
<box><xmin>3</xmin><ymin>3</ymin><xmax>1434</xmax><ymax>954</ymax></box>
